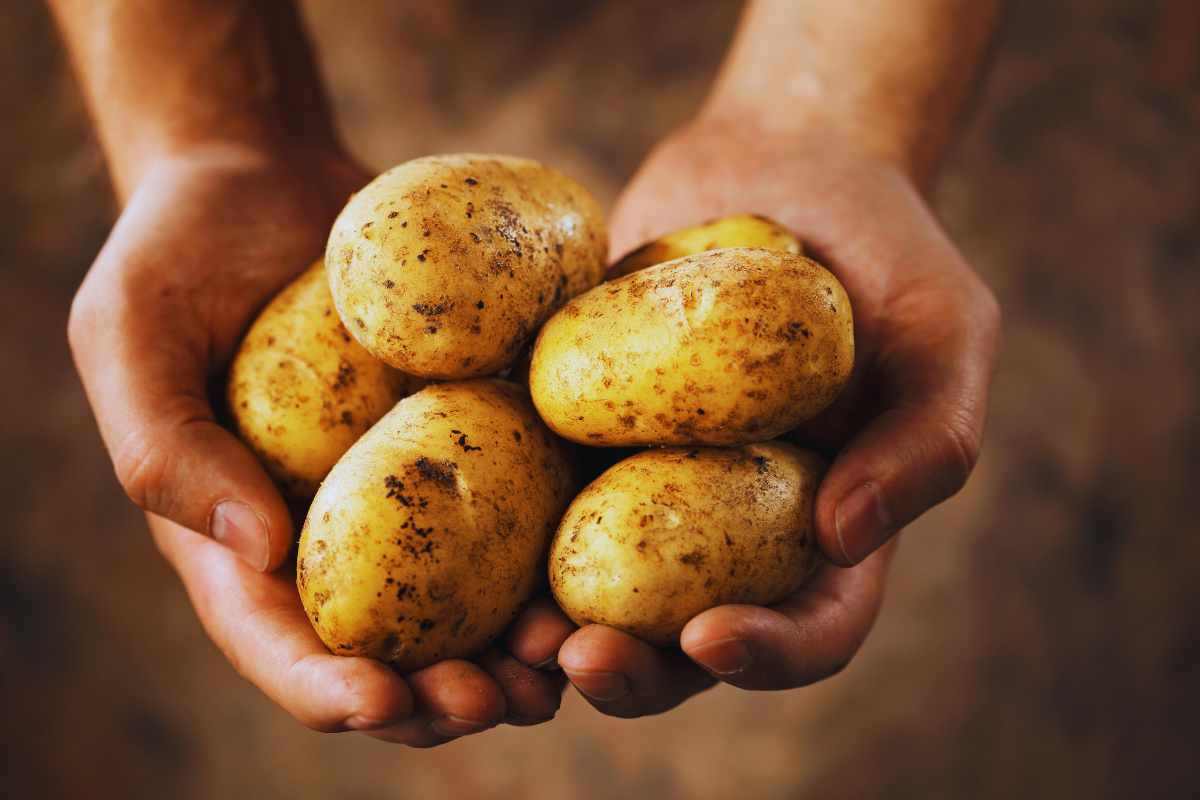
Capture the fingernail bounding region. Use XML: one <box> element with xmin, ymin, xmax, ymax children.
<box><xmin>689</xmin><ymin>638</ymin><xmax>753</xmax><ymax>677</ymax></box>
<box><xmin>429</xmin><ymin>715</ymin><xmax>491</xmax><ymax>738</ymax></box>
<box><xmin>210</xmin><ymin>500</ymin><xmax>270</xmax><ymax>571</ymax></box>
<box><xmin>564</xmin><ymin>670</ymin><xmax>629</xmax><ymax>702</ymax></box>
<box><xmin>835</xmin><ymin>482</ymin><xmax>892</xmax><ymax>565</ymax></box>
<box><xmin>344</xmin><ymin>715</ymin><xmax>389</xmax><ymax>731</ymax></box>
<box><xmin>531</xmin><ymin>655</ymin><xmax>560</xmax><ymax>671</ymax></box>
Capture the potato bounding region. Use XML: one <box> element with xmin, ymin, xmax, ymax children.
<box><xmin>549</xmin><ymin>442</ymin><xmax>824</xmax><ymax>645</ymax></box>
<box><xmin>296</xmin><ymin>380</ymin><xmax>575</xmax><ymax>671</ymax></box>
<box><xmin>227</xmin><ymin>260</ymin><xmax>422</xmax><ymax>500</ymax></box>
<box><xmin>326</xmin><ymin>154</ymin><xmax>607</xmax><ymax>379</ymax></box>
<box><xmin>529</xmin><ymin>247</ymin><xmax>854</xmax><ymax>447</ymax></box>
<box><xmin>609</xmin><ymin>213</ymin><xmax>803</xmax><ymax>279</ymax></box>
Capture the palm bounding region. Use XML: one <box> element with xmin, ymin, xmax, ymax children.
<box><xmin>107</xmin><ymin>154</ymin><xmax>362</xmax><ymax>370</ymax></box>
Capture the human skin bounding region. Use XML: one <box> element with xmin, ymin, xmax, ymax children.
<box><xmin>553</xmin><ymin>0</ymin><xmax>1004</xmax><ymax>717</ymax></box>
<box><xmin>53</xmin><ymin>0</ymin><xmax>1003</xmax><ymax>732</ymax></box>
<box><xmin>51</xmin><ymin>0</ymin><xmax>571</xmax><ymax>747</ymax></box>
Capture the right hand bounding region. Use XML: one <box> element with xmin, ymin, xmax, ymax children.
<box><xmin>70</xmin><ymin>143</ymin><xmax>573</xmax><ymax>745</ymax></box>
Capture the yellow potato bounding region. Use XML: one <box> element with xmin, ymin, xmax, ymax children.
<box><xmin>529</xmin><ymin>247</ymin><xmax>854</xmax><ymax>446</ymax></box>
<box><xmin>549</xmin><ymin>442</ymin><xmax>824</xmax><ymax>645</ymax></box>
<box><xmin>227</xmin><ymin>260</ymin><xmax>422</xmax><ymax>500</ymax></box>
<box><xmin>297</xmin><ymin>380</ymin><xmax>575</xmax><ymax>672</ymax></box>
<box><xmin>326</xmin><ymin>154</ymin><xmax>607</xmax><ymax>379</ymax></box>
<box><xmin>608</xmin><ymin>213</ymin><xmax>803</xmax><ymax>279</ymax></box>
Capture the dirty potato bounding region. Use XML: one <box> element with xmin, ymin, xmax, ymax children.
<box><xmin>297</xmin><ymin>380</ymin><xmax>575</xmax><ymax>672</ymax></box>
<box><xmin>549</xmin><ymin>442</ymin><xmax>824</xmax><ymax>645</ymax></box>
<box><xmin>529</xmin><ymin>248</ymin><xmax>854</xmax><ymax>447</ymax></box>
<box><xmin>326</xmin><ymin>154</ymin><xmax>607</xmax><ymax>379</ymax></box>
<box><xmin>608</xmin><ymin>213</ymin><xmax>803</xmax><ymax>279</ymax></box>
<box><xmin>227</xmin><ymin>260</ymin><xmax>422</xmax><ymax>500</ymax></box>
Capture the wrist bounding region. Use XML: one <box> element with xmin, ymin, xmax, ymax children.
<box><xmin>684</xmin><ymin>106</ymin><xmax>926</xmax><ymax>189</ymax></box>
<box><xmin>700</xmin><ymin>95</ymin><xmax>931</xmax><ymax>188</ymax></box>
<box><xmin>122</xmin><ymin>137</ymin><xmax>365</xmax><ymax>204</ymax></box>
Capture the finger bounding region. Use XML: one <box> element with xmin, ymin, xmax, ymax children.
<box><xmin>364</xmin><ymin>659</ymin><xmax>507</xmax><ymax>746</ymax></box>
<box><xmin>558</xmin><ymin>625</ymin><xmax>716</xmax><ymax>718</ymax></box>
<box><xmin>362</xmin><ymin>722</ymin><xmax>455</xmax><ymax>749</ymax></box>
<box><xmin>149</xmin><ymin>514</ymin><xmax>413</xmax><ymax>732</ymax></box>
<box><xmin>814</xmin><ymin>286</ymin><xmax>1001</xmax><ymax>565</ymax></box>
<box><xmin>681</xmin><ymin>545</ymin><xmax>894</xmax><ymax>690</ymax></box>
<box><xmin>69</xmin><ymin>205</ymin><xmax>294</xmax><ymax>570</ymax></box>
<box><xmin>504</xmin><ymin>595</ymin><xmax>576</xmax><ymax>670</ymax></box>
<box><xmin>478</xmin><ymin>648</ymin><xmax>568</xmax><ymax>726</ymax></box>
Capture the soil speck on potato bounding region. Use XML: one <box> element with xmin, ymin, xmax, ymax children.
<box><xmin>414</xmin><ymin>457</ymin><xmax>459</xmax><ymax>493</ymax></box>
<box><xmin>412</xmin><ymin>301</ymin><xmax>447</xmax><ymax>316</ymax></box>
<box><xmin>449</xmin><ymin>430</ymin><xmax>482</xmax><ymax>453</ymax></box>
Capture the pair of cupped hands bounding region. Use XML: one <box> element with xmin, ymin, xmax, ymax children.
<box><xmin>69</xmin><ymin>118</ymin><xmax>999</xmax><ymax>746</ymax></box>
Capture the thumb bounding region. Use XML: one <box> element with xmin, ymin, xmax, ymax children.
<box><xmin>69</xmin><ymin>283</ymin><xmax>293</xmax><ymax>574</ymax></box>
<box><xmin>816</xmin><ymin>402</ymin><xmax>980</xmax><ymax>566</ymax></box>
<box><xmin>812</xmin><ymin>294</ymin><xmax>1000</xmax><ymax>565</ymax></box>
<box><xmin>108</xmin><ymin>397</ymin><xmax>294</xmax><ymax>572</ymax></box>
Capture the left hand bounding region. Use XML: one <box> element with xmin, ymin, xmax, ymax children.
<box><xmin>551</xmin><ymin>116</ymin><xmax>1001</xmax><ymax>716</ymax></box>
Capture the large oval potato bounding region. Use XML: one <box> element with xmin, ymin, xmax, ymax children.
<box><xmin>227</xmin><ymin>260</ymin><xmax>422</xmax><ymax>500</ymax></box>
<box><xmin>297</xmin><ymin>380</ymin><xmax>575</xmax><ymax>672</ymax></box>
<box><xmin>530</xmin><ymin>247</ymin><xmax>854</xmax><ymax>446</ymax></box>
<box><xmin>549</xmin><ymin>442</ymin><xmax>824</xmax><ymax>645</ymax></box>
<box><xmin>608</xmin><ymin>213</ymin><xmax>803</xmax><ymax>279</ymax></box>
<box><xmin>326</xmin><ymin>154</ymin><xmax>607</xmax><ymax>379</ymax></box>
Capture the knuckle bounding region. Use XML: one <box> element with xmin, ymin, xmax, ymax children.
<box><xmin>974</xmin><ymin>283</ymin><xmax>1003</xmax><ymax>335</ymax></box>
<box><xmin>66</xmin><ymin>290</ymin><xmax>101</xmax><ymax>359</ymax></box>
<box><xmin>934</xmin><ymin>415</ymin><xmax>982</xmax><ymax>498</ymax></box>
<box><xmin>111</xmin><ymin>403</ymin><xmax>212</xmax><ymax>522</ymax></box>
<box><xmin>112</xmin><ymin>428</ymin><xmax>176</xmax><ymax>517</ymax></box>
<box><xmin>281</xmin><ymin>657</ymin><xmax>350</xmax><ymax>734</ymax></box>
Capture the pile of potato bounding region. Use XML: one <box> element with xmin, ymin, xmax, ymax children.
<box><xmin>227</xmin><ymin>154</ymin><xmax>854</xmax><ymax>671</ymax></box>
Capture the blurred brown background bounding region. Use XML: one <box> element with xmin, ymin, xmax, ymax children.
<box><xmin>3</xmin><ymin>1</ymin><xmax>1198</xmax><ymax>797</ymax></box>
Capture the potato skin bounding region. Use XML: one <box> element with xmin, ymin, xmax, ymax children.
<box><xmin>297</xmin><ymin>380</ymin><xmax>575</xmax><ymax>672</ymax></box>
<box><xmin>549</xmin><ymin>442</ymin><xmax>824</xmax><ymax>645</ymax></box>
<box><xmin>608</xmin><ymin>213</ymin><xmax>803</xmax><ymax>279</ymax></box>
<box><xmin>227</xmin><ymin>260</ymin><xmax>422</xmax><ymax>500</ymax></box>
<box><xmin>326</xmin><ymin>154</ymin><xmax>607</xmax><ymax>379</ymax></box>
<box><xmin>529</xmin><ymin>248</ymin><xmax>854</xmax><ymax>446</ymax></box>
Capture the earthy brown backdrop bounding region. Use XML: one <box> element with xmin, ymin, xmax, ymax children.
<box><xmin>3</xmin><ymin>1</ymin><xmax>1198</xmax><ymax>798</ymax></box>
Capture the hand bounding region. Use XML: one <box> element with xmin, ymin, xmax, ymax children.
<box><xmin>555</xmin><ymin>117</ymin><xmax>1001</xmax><ymax>716</ymax></box>
<box><xmin>69</xmin><ymin>143</ymin><xmax>573</xmax><ymax>744</ymax></box>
